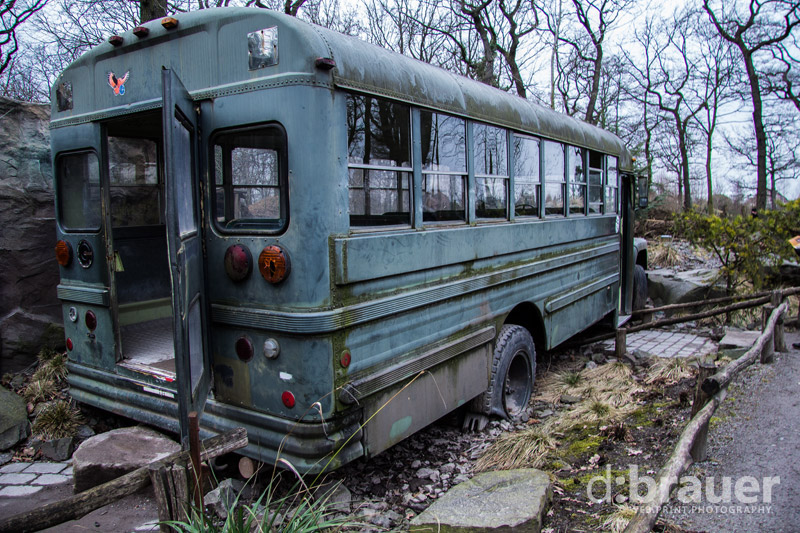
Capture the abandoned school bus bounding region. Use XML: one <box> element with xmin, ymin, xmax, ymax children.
<box><xmin>51</xmin><ymin>8</ymin><xmax>646</xmax><ymax>472</ymax></box>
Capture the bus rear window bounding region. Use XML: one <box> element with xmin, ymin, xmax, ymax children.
<box><xmin>213</xmin><ymin>125</ymin><xmax>287</xmax><ymax>232</ymax></box>
<box><xmin>57</xmin><ymin>151</ymin><xmax>101</xmax><ymax>231</ymax></box>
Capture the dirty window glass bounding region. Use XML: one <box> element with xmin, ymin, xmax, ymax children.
<box><xmin>347</xmin><ymin>94</ymin><xmax>412</xmax><ymax>227</ymax></box>
<box><xmin>474</xmin><ymin>123</ymin><xmax>508</xmax><ymax>220</ymax></box>
<box><xmin>57</xmin><ymin>151</ymin><xmax>101</xmax><ymax>231</ymax></box>
<box><xmin>606</xmin><ymin>156</ymin><xmax>618</xmax><ymax>214</ymax></box>
<box><xmin>419</xmin><ymin>111</ymin><xmax>467</xmax><ymax>224</ymax></box>
<box><xmin>544</xmin><ymin>140</ymin><xmax>565</xmax><ymax>216</ymax></box>
<box><xmin>588</xmin><ymin>150</ymin><xmax>604</xmax><ymax>214</ymax></box>
<box><xmin>568</xmin><ymin>147</ymin><xmax>586</xmax><ymax>216</ymax></box>
<box><xmin>109</xmin><ymin>137</ymin><xmax>162</xmax><ymax>227</ymax></box>
<box><xmin>213</xmin><ymin>125</ymin><xmax>287</xmax><ymax>231</ymax></box>
<box><xmin>513</xmin><ymin>136</ymin><xmax>539</xmax><ymax>218</ymax></box>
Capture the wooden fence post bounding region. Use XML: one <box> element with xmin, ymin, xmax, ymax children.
<box><xmin>615</xmin><ymin>328</ymin><xmax>627</xmax><ymax>360</ymax></box>
<box><xmin>772</xmin><ymin>293</ymin><xmax>787</xmax><ymax>353</ymax></box>
<box><xmin>690</xmin><ymin>361</ymin><xmax>717</xmax><ymax>462</ymax></box>
<box><xmin>761</xmin><ymin>305</ymin><xmax>775</xmax><ymax>364</ymax></box>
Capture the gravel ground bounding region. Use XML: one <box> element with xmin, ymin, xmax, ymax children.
<box><xmin>666</xmin><ymin>330</ymin><xmax>800</xmax><ymax>533</ymax></box>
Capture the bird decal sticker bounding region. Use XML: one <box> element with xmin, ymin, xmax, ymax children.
<box><xmin>108</xmin><ymin>71</ymin><xmax>129</xmax><ymax>96</ymax></box>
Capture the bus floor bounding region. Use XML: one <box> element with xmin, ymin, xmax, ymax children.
<box><xmin>119</xmin><ymin>317</ymin><xmax>175</xmax><ymax>372</ymax></box>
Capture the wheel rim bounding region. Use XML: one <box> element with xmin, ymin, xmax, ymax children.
<box><xmin>503</xmin><ymin>348</ymin><xmax>532</xmax><ymax>416</ymax></box>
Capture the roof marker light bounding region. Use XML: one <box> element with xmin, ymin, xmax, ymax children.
<box><xmin>161</xmin><ymin>17</ymin><xmax>178</xmax><ymax>29</ymax></box>
<box><xmin>133</xmin><ymin>26</ymin><xmax>150</xmax><ymax>38</ymax></box>
<box><xmin>315</xmin><ymin>57</ymin><xmax>336</xmax><ymax>70</ymax></box>
<box><xmin>109</xmin><ymin>35</ymin><xmax>124</xmax><ymax>47</ymax></box>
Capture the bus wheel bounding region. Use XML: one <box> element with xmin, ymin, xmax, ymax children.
<box><xmin>633</xmin><ymin>264</ymin><xmax>648</xmax><ymax>312</ymax></box>
<box><xmin>473</xmin><ymin>325</ymin><xmax>536</xmax><ymax>419</ymax></box>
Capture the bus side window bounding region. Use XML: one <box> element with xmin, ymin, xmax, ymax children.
<box><xmin>588</xmin><ymin>150</ymin><xmax>604</xmax><ymax>214</ymax></box>
<box><xmin>212</xmin><ymin>125</ymin><xmax>287</xmax><ymax>231</ymax></box>
<box><xmin>513</xmin><ymin>135</ymin><xmax>540</xmax><ymax>218</ymax></box>
<box><xmin>543</xmin><ymin>140</ymin><xmax>565</xmax><ymax>216</ymax></box>
<box><xmin>420</xmin><ymin>111</ymin><xmax>467</xmax><ymax>223</ymax></box>
<box><xmin>57</xmin><ymin>151</ymin><xmax>101</xmax><ymax>231</ymax></box>
<box><xmin>568</xmin><ymin>146</ymin><xmax>586</xmax><ymax>216</ymax></box>
<box><xmin>347</xmin><ymin>94</ymin><xmax>412</xmax><ymax>228</ymax></box>
<box><xmin>474</xmin><ymin>123</ymin><xmax>508</xmax><ymax>220</ymax></box>
<box><xmin>606</xmin><ymin>155</ymin><xmax>619</xmax><ymax>214</ymax></box>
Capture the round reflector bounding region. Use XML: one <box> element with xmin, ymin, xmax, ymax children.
<box><xmin>281</xmin><ymin>391</ymin><xmax>295</xmax><ymax>408</ymax></box>
<box><xmin>258</xmin><ymin>245</ymin><xmax>290</xmax><ymax>284</ymax></box>
<box><xmin>77</xmin><ymin>240</ymin><xmax>94</xmax><ymax>269</ymax></box>
<box><xmin>224</xmin><ymin>244</ymin><xmax>253</xmax><ymax>282</ymax></box>
<box><xmin>85</xmin><ymin>310</ymin><xmax>97</xmax><ymax>331</ymax></box>
<box><xmin>66</xmin><ymin>338</ymin><xmax>73</xmax><ymax>351</ymax></box>
<box><xmin>55</xmin><ymin>240</ymin><xmax>73</xmax><ymax>267</ymax></box>
<box><xmin>340</xmin><ymin>350</ymin><xmax>351</xmax><ymax>368</ymax></box>
<box><xmin>235</xmin><ymin>336</ymin><xmax>254</xmax><ymax>362</ymax></box>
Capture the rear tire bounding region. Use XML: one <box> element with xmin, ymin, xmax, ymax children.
<box><xmin>472</xmin><ymin>324</ymin><xmax>536</xmax><ymax>419</ymax></box>
<box><xmin>633</xmin><ymin>264</ymin><xmax>648</xmax><ymax>312</ymax></box>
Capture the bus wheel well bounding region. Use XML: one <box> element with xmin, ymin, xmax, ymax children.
<box><xmin>636</xmin><ymin>250</ymin><xmax>648</xmax><ymax>269</ymax></box>
<box><xmin>504</xmin><ymin>303</ymin><xmax>546</xmax><ymax>358</ymax></box>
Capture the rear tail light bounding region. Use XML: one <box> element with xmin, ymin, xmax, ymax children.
<box><xmin>55</xmin><ymin>240</ymin><xmax>72</xmax><ymax>267</ymax></box>
<box><xmin>235</xmin><ymin>336</ymin><xmax>254</xmax><ymax>362</ymax></box>
<box><xmin>85</xmin><ymin>310</ymin><xmax>97</xmax><ymax>331</ymax></box>
<box><xmin>66</xmin><ymin>338</ymin><xmax>73</xmax><ymax>351</ymax></box>
<box><xmin>224</xmin><ymin>244</ymin><xmax>252</xmax><ymax>282</ymax></box>
<box><xmin>282</xmin><ymin>391</ymin><xmax>295</xmax><ymax>408</ymax></box>
<box><xmin>258</xmin><ymin>245</ymin><xmax>290</xmax><ymax>284</ymax></box>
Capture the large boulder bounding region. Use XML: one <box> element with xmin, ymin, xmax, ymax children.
<box><xmin>0</xmin><ymin>97</ymin><xmax>60</xmax><ymax>372</ymax></box>
<box><xmin>410</xmin><ymin>469</ymin><xmax>552</xmax><ymax>533</ymax></box>
<box><xmin>647</xmin><ymin>268</ymin><xmax>727</xmax><ymax>309</ymax></box>
<box><xmin>0</xmin><ymin>386</ymin><xmax>30</xmax><ymax>450</ymax></box>
<box><xmin>72</xmin><ymin>426</ymin><xmax>181</xmax><ymax>493</ymax></box>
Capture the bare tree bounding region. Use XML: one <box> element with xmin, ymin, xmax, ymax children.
<box><xmin>703</xmin><ymin>0</ymin><xmax>800</xmax><ymax>210</ymax></box>
<box><xmin>1</xmin><ymin>0</ymin><xmax>48</xmax><ymax>77</ymax></box>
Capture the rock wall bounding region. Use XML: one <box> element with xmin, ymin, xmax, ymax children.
<box><xmin>0</xmin><ymin>97</ymin><xmax>62</xmax><ymax>373</ymax></box>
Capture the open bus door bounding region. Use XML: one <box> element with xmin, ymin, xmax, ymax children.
<box><xmin>619</xmin><ymin>173</ymin><xmax>636</xmax><ymax>320</ymax></box>
<box><xmin>161</xmin><ymin>68</ymin><xmax>211</xmax><ymax>447</ymax></box>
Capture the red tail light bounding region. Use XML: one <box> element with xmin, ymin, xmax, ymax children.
<box><xmin>66</xmin><ymin>338</ymin><xmax>73</xmax><ymax>351</ymax></box>
<box><xmin>85</xmin><ymin>310</ymin><xmax>97</xmax><ymax>331</ymax></box>
<box><xmin>224</xmin><ymin>244</ymin><xmax>252</xmax><ymax>282</ymax></box>
<box><xmin>235</xmin><ymin>336</ymin><xmax>254</xmax><ymax>362</ymax></box>
<box><xmin>282</xmin><ymin>391</ymin><xmax>295</xmax><ymax>408</ymax></box>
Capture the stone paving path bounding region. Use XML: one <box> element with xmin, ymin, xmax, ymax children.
<box><xmin>605</xmin><ymin>330</ymin><xmax>718</xmax><ymax>359</ymax></box>
<box><xmin>0</xmin><ymin>460</ymin><xmax>73</xmax><ymax>497</ymax></box>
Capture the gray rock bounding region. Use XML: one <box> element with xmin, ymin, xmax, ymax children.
<box><xmin>416</xmin><ymin>467</ymin><xmax>439</xmax><ymax>481</ymax></box>
<box><xmin>0</xmin><ymin>98</ymin><xmax>61</xmax><ymax>372</ymax></box>
<box><xmin>312</xmin><ymin>480</ymin><xmax>351</xmax><ymax>514</ymax></box>
<box><xmin>560</xmin><ymin>394</ymin><xmax>581</xmax><ymax>405</ymax></box>
<box><xmin>0</xmin><ymin>386</ymin><xmax>30</xmax><ymax>450</ymax></box>
<box><xmin>204</xmin><ymin>478</ymin><xmax>249</xmax><ymax>519</ymax></box>
<box><xmin>535</xmin><ymin>409</ymin><xmax>554</xmax><ymax>419</ymax></box>
<box><xmin>37</xmin><ymin>437</ymin><xmax>75</xmax><ymax>461</ymax></box>
<box><xmin>76</xmin><ymin>425</ymin><xmax>95</xmax><ymax>440</ymax></box>
<box><xmin>584</xmin><ymin>361</ymin><xmax>598</xmax><ymax>370</ymax></box>
<box><xmin>718</xmin><ymin>331</ymin><xmax>760</xmax><ymax>349</ymax></box>
<box><xmin>72</xmin><ymin>426</ymin><xmax>180</xmax><ymax>493</ymax></box>
<box><xmin>647</xmin><ymin>268</ymin><xmax>726</xmax><ymax>309</ymax></box>
<box><xmin>0</xmin><ymin>452</ymin><xmax>12</xmax><ymax>465</ymax></box>
<box><xmin>410</xmin><ymin>469</ymin><xmax>551</xmax><ymax>532</ymax></box>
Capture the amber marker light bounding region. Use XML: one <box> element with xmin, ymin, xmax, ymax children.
<box><xmin>282</xmin><ymin>391</ymin><xmax>295</xmax><ymax>408</ymax></box>
<box><xmin>258</xmin><ymin>245</ymin><xmax>290</xmax><ymax>284</ymax></box>
<box><xmin>55</xmin><ymin>240</ymin><xmax>72</xmax><ymax>267</ymax></box>
<box><xmin>161</xmin><ymin>17</ymin><xmax>178</xmax><ymax>29</ymax></box>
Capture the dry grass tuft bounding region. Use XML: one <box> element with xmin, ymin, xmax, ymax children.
<box><xmin>24</xmin><ymin>379</ymin><xmax>57</xmax><ymax>403</ymax></box>
<box><xmin>649</xmin><ymin>240</ymin><xmax>684</xmax><ymax>268</ymax></box>
<box><xmin>645</xmin><ymin>357</ymin><xmax>694</xmax><ymax>386</ymax></box>
<box><xmin>32</xmin><ymin>400</ymin><xmax>84</xmax><ymax>440</ymax></box>
<box><xmin>601</xmin><ymin>504</ymin><xmax>637</xmax><ymax>533</ymax></box>
<box><xmin>474</xmin><ymin>426</ymin><xmax>557</xmax><ymax>472</ymax></box>
<box><xmin>33</xmin><ymin>353</ymin><xmax>68</xmax><ymax>383</ymax></box>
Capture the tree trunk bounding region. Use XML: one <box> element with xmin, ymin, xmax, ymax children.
<box><xmin>584</xmin><ymin>46</ymin><xmax>603</xmax><ymax>125</ymax></box>
<box><xmin>706</xmin><ymin>132</ymin><xmax>713</xmax><ymax>213</ymax></box>
<box><xmin>140</xmin><ymin>0</ymin><xmax>166</xmax><ymax>24</ymax></box>
<box><xmin>741</xmin><ymin>46</ymin><xmax>768</xmax><ymax>210</ymax></box>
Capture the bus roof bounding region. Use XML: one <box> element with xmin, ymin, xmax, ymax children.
<box><xmin>51</xmin><ymin>7</ymin><xmax>632</xmax><ymax>169</ymax></box>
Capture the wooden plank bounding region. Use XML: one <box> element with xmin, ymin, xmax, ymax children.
<box><xmin>0</xmin><ymin>428</ymin><xmax>247</xmax><ymax>533</ymax></box>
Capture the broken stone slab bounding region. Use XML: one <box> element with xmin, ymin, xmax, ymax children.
<box><xmin>0</xmin><ymin>386</ymin><xmax>30</xmax><ymax>451</ymax></box>
<box><xmin>312</xmin><ymin>480</ymin><xmax>351</xmax><ymax>514</ymax></box>
<box><xmin>204</xmin><ymin>478</ymin><xmax>252</xmax><ymax>519</ymax></box>
<box><xmin>72</xmin><ymin>426</ymin><xmax>180</xmax><ymax>493</ymax></box>
<box><xmin>35</xmin><ymin>436</ymin><xmax>75</xmax><ymax>461</ymax></box>
<box><xmin>718</xmin><ymin>331</ymin><xmax>761</xmax><ymax>349</ymax></box>
<box><xmin>409</xmin><ymin>468</ymin><xmax>551</xmax><ymax>533</ymax></box>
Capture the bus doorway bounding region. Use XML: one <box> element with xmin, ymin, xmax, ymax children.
<box><xmin>104</xmin><ymin>71</ymin><xmax>211</xmax><ymax>446</ymax></box>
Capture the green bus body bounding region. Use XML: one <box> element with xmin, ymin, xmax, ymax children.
<box><xmin>51</xmin><ymin>8</ymin><xmax>640</xmax><ymax>473</ymax></box>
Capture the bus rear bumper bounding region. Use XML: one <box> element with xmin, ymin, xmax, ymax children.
<box><xmin>67</xmin><ymin>363</ymin><xmax>364</xmax><ymax>474</ymax></box>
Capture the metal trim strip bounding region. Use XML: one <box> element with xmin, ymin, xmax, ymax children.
<box><xmin>211</xmin><ymin>242</ymin><xmax>619</xmax><ymax>333</ymax></box>
<box><xmin>544</xmin><ymin>271</ymin><xmax>619</xmax><ymax>313</ymax></box>
<box><xmin>57</xmin><ymin>284</ymin><xmax>110</xmax><ymax>306</ymax></box>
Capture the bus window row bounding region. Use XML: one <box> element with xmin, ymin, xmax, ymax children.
<box><xmin>346</xmin><ymin>93</ymin><xmax>619</xmax><ymax>229</ymax></box>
